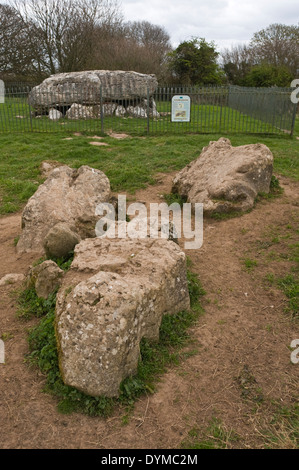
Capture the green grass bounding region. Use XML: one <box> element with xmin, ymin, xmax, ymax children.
<box><xmin>260</xmin><ymin>216</ymin><xmax>299</xmax><ymax>319</ymax></box>
<box><xmin>260</xmin><ymin>402</ymin><xmax>299</xmax><ymax>449</ymax></box>
<box><xmin>0</xmin><ymin>96</ymin><xmax>293</xmax><ymax>135</ymax></box>
<box><xmin>243</xmin><ymin>257</ymin><xmax>258</xmax><ymax>271</ymax></box>
<box><xmin>181</xmin><ymin>417</ymin><xmax>240</xmax><ymax>449</ymax></box>
<box><xmin>0</xmin><ymin>125</ymin><xmax>298</xmax><ymax>215</ymax></box>
<box><xmin>21</xmin><ymin>263</ymin><xmax>205</xmax><ymax>416</ymax></box>
<box><xmin>17</xmin><ymin>286</ymin><xmax>58</xmax><ymax>320</ymax></box>
<box><xmin>277</xmin><ymin>275</ymin><xmax>299</xmax><ymax>318</ymax></box>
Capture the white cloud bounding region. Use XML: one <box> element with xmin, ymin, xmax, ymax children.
<box><xmin>120</xmin><ymin>0</ymin><xmax>298</xmax><ymax>50</ymax></box>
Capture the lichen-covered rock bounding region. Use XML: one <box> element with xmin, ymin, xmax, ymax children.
<box><xmin>27</xmin><ymin>260</ymin><xmax>63</xmax><ymax>299</ymax></box>
<box><xmin>17</xmin><ymin>165</ymin><xmax>110</xmax><ymax>254</ymax></box>
<box><xmin>66</xmin><ymin>103</ymin><xmax>95</xmax><ymax>120</ymax></box>
<box><xmin>29</xmin><ymin>70</ymin><xmax>158</xmax><ymax>111</ymax></box>
<box><xmin>55</xmin><ymin>237</ymin><xmax>190</xmax><ymax>397</ymax></box>
<box><xmin>126</xmin><ymin>105</ymin><xmax>147</xmax><ymax>118</ymax></box>
<box><xmin>49</xmin><ymin>108</ymin><xmax>63</xmax><ymax>121</ymax></box>
<box><xmin>102</xmin><ymin>103</ymin><xmax>117</xmax><ymax>116</ymax></box>
<box><xmin>0</xmin><ymin>273</ymin><xmax>25</xmax><ymax>287</ymax></box>
<box><xmin>39</xmin><ymin>160</ymin><xmax>64</xmax><ymax>178</ymax></box>
<box><xmin>172</xmin><ymin>138</ymin><xmax>274</xmax><ymax>215</ymax></box>
<box><xmin>115</xmin><ymin>105</ymin><xmax>127</xmax><ymax>117</ymax></box>
<box><xmin>43</xmin><ymin>222</ymin><xmax>81</xmax><ymax>258</ymax></box>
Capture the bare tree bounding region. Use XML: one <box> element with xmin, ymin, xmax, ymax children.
<box><xmin>250</xmin><ymin>23</ymin><xmax>299</xmax><ymax>76</ymax></box>
<box><xmin>11</xmin><ymin>0</ymin><xmax>123</xmax><ymax>75</ymax></box>
<box><xmin>221</xmin><ymin>44</ymin><xmax>255</xmax><ymax>85</ymax></box>
<box><xmin>124</xmin><ymin>21</ymin><xmax>172</xmax><ymax>78</ymax></box>
<box><xmin>88</xmin><ymin>20</ymin><xmax>172</xmax><ymax>80</ymax></box>
<box><xmin>2</xmin><ymin>1</ymin><xmax>172</xmax><ymax>82</ymax></box>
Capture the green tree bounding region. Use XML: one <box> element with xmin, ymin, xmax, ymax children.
<box><xmin>168</xmin><ymin>38</ymin><xmax>224</xmax><ymax>85</ymax></box>
<box><xmin>244</xmin><ymin>63</ymin><xmax>293</xmax><ymax>87</ymax></box>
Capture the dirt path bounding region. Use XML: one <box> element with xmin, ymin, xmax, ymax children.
<box><xmin>0</xmin><ymin>174</ymin><xmax>298</xmax><ymax>449</ymax></box>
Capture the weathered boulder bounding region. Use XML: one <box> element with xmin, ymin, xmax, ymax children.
<box><xmin>66</xmin><ymin>103</ymin><xmax>95</xmax><ymax>120</ymax></box>
<box><xmin>102</xmin><ymin>103</ymin><xmax>117</xmax><ymax>116</ymax></box>
<box><xmin>115</xmin><ymin>105</ymin><xmax>126</xmax><ymax>117</ymax></box>
<box><xmin>64</xmin><ymin>101</ymin><xmax>159</xmax><ymax>120</ymax></box>
<box><xmin>49</xmin><ymin>108</ymin><xmax>63</xmax><ymax>121</ymax></box>
<box><xmin>55</xmin><ymin>237</ymin><xmax>190</xmax><ymax>397</ymax></box>
<box><xmin>39</xmin><ymin>160</ymin><xmax>64</xmax><ymax>178</ymax></box>
<box><xmin>43</xmin><ymin>222</ymin><xmax>81</xmax><ymax>258</ymax></box>
<box><xmin>27</xmin><ymin>260</ymin><xmax>64</xmax><ymax>299</ymax></box>
<box><xmin>172</xmin><ymin>138</ymin><xmax>274</xmax><ymax>215</ymax></box>
<box><xmin>29</xmin><ymin>70</ymin><xmax>158</xmax><ymax>112</ymax></box>
<box><xmin>17</xmin><ymin>165</ymin><xmax>110</xmax><ymax>254</ymax></box>
<box><xmin>126</xmin><ymin>105</ymin><xmax>147</xmax><ymax>119</ymax></box>
<box><xmin>0</xmin><ymin>273</ymin><xmax>25</xmax><ymax>287</ymax></box>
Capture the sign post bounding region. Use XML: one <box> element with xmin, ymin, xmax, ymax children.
<box><xmin>0</xmin><ymin>80</ymin><xmax>5</xmax><ymax>104</ymax></box>
<box><xmin>171</xmin><ymin>95</ymin><xmax>191</xmax><ymax>122</ymax></box>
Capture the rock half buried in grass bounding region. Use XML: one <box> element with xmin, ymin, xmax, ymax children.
<box><xmin>55</xmin><ymin>237</ymin><xmax>190</xmax><ymax>397</ymax></box>
<box><xmin>172</xmin><ymin>137</ymin><xmax>274</xmax><ymax>215</ymax></box>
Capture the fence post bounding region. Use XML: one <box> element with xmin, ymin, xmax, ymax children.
<box><xmin>290</xmin><ymin>102</ymin><xmax>297</xmax><ymax>137</ymax></box>
<box><xmin>100</xmin><ymin>85</ymin><xmax>104</xmax><ymax>134</ymax></box>
<box><xmin>147</xmin><ymin>86</ymin><xmax>150</xmax><ymax>135</ymax></box>
<box><xmin>28</xmin><ymin>87</ymin><xmax>33</xmax><ymax>133</ymax></box>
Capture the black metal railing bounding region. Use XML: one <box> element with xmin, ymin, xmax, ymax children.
<box><xmin>0</xmin><ymin>83</ymin><xmax>296</xmax><ymax>135</ymax></box>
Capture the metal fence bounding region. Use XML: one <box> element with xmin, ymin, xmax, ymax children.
<box><xmin>0</xmin><ymin>83</ymin><xmax>297</xmax><ymax>135</ymax></box>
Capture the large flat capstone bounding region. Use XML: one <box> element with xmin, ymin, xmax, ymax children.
<box><xmin>29</xmin><ymin>70</ymin><xmax>158</xmax><ymax>110</ymax></box>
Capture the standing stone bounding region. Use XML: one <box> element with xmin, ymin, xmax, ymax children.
<box><xmin>49</xmin><ymin>108</ymin><xmax>63</xmax><ymax>121</ymax></box>
<box><xmin>115</xmin><ymin>105</ymin><xmax>127</xmax><ymax>117</ymax></box>
<box><xmin>66</xmin><ymin>103</ymin><xmax>95</xmax><ymax>120</ymax></box>
<box><xmin>126</xmin><ymin>106</ymin><xmax>147</xmax><ymax>119</ymax></box>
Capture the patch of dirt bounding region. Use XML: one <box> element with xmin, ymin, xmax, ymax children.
<box><xmin>0</xmin><ymin>174</ymin><xmax>298</xmax><ymax>449</ymax></box>
<box><xmin>107</xmin><ymin>131</ymin><xmax>130</xmax><ymax>140</ymax></box>
<box><xmin>89</xmin><ymin>141</ymin><xmax>109</xmax><ymax>147</ymax></box>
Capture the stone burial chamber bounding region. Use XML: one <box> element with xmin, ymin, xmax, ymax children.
<box><xmin>18</xmin><ymin>160</ymin><xmax>191</xmax><ymax>398</ymax></box>
<box><xmin>28</xmin><ymin>70</ymin><xmax>160</xmax><ymax>120</ymax></box>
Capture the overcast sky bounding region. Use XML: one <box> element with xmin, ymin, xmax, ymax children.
<box><xmin>120</xmin><ymin>0</ymin><xmax>298</xmax><ymax>51</ymax></box>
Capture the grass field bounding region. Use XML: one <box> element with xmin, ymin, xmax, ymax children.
<box><xmin>0</xmin><ymin>96</ymin><xmax>295</xmax><ymax>135</ymax></box>
<box><xmin>0</xmin><ymin>117</ymin><xmax>298</xmax><ymax>215</ymax></box>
